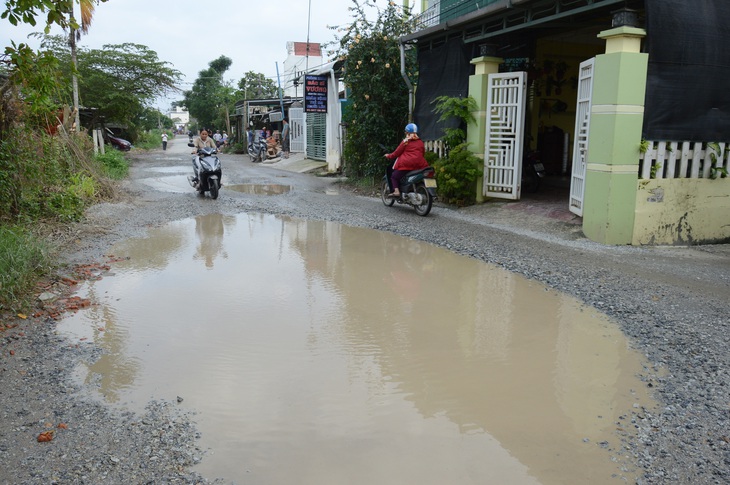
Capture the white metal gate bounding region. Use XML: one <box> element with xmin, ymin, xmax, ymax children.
<box><xmin>484</xmin><ymin>72</ymin><xmax>527</xmax><ymax>200</ymax></box>
<box><xmin>569</xmin><ymin>58</ymin><xmax>595</xmax><ymax>216</ymax></box>
<box><xmin>289</xmin><ymin>107</ymin><xmax>305</xmax><ymax>153</ymax></box>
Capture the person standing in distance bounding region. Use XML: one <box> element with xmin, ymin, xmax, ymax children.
<box><xmin>281</xmin><ymin>118</ymin><xmax>290</xmax><ymax>159</ymax></box>
<box><xmin>384</xmin><ymin>123</ymin><xmax>428</xmax><ymax>198</ymax></box>
<box><xmin>161</xmin><ymin>132</ymin><xmax>168</xmax><ymax>151</ymax></box>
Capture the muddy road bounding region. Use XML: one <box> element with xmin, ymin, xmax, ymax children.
<box><xmin>1</xmin><ymin>135</ymin><xmax>729</xmax><ymax>483</ymax></box>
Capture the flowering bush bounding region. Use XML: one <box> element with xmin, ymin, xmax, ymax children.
<box><xmin>331</xmin><ymin>0</ymin><xmax>418</xmax><ymax>179</ymax></box>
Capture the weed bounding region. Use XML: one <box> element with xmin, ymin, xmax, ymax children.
<box><xmin>0</xmin><ymin>225</ymin><xmax>53</xmax><ymax>312</ymax></box>
<box><xmin>95</xmin><ymin>150</ymin><xmax>129</xmax><ymax>179</ymax></box>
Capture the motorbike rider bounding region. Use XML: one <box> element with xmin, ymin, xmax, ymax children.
<box><xmin>384</xmin><ymin>123</ymin><xmax>429</xmax><ymax>198</ymax></box>
<box><xmin>191</xmin><ymin>129</ymin><xmax>216</xmax><ymax>182</ymax></box>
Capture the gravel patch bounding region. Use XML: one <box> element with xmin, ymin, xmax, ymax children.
<box><xmin>1</xmin><ymin>145</ymin><xmax>728</xmax><ymax>483</ymax></box>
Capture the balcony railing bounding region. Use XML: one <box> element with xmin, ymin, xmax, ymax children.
<box><xmin>414</xmin><ymin>0</ymin><xmax>501</xmax><ymax>30</ymax></box>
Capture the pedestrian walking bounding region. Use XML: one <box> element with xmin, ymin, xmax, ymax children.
<box><xmin>162</xmin><ymin>132</ymin><xmax>168</xmax><ymax>151</ymax></box>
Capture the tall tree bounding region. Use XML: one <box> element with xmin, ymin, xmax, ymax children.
<box><xmin>331</xmin><ymin>0</ymin><xmax>417</xmax><ymax>178</ymax></box>
<box><xmin>67</xmin><ymin>0</ymin><xmax>98</xmax><ymax>130</ymax></box>
<box><xmin>41</xmin><ymin>35</ymin><xmax>182</xmax><ymax>133</ymax></box>
<box><xmin>183</xmin><ymin>56</ymin><xmax>235</xmax><ymax>130</ymax></box>
<box><xmin>237</xmin><ymin>71</ymin><xmax>278</xmax><ymax>100</ymax></box>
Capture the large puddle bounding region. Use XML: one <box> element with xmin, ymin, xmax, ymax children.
<box><xmin>57</xmin><ymin>213</ymin><xmax>654</xmax><ymax>484</ymax></box>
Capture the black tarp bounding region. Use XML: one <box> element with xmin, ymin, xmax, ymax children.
<box><xmin>412</xmin><ymin>37</ymin><xmax>471</xmax><ymax>140</ymax></box>
<box><xmin>643</xmin><ymin>0</ymin><xmax>730</xmax><ymax>140</ymax></box>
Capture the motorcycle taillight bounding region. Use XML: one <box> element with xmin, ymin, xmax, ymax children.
<box><xmin>424</xmin><ymin>168</ymin><xmax>435</xmax><ymax>178</ymax></box>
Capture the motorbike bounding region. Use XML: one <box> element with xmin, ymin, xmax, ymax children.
<box><xmin>187</xmin><ymin>143</ymin><xmax>222</xmax><ymax>199</ymax></box>
<box><xmin>248</xmin><ymin>134</ymin><xmax>268</xmax><ymax>163</ymax></box>
<box><xmin>521</xmin><ymin>150</ymin><xmax>545</xmax><ymax>193</ymax></box>
<box><xmin>381</xmin><ymin>166</ymin><xmax>438</xmax><ymax>216</ymax></box>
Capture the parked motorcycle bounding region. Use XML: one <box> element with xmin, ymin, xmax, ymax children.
<box><xmin>187</xmin><ymin>143</ymin><xmax>222</xmax><ymax>199</ymax></box>
<box><xmin>248</xmin><ymin>133</ymin><xmax>267</xmax><ymax>163</ymax></box>
<box><xmin>381</xmin><ymin>166</ymin><xmax>438</xmax><ymax>216</ymax></box>
<box><xmin>522</xmin><ymin>150</ymin><xmax>545</xmax><ymax>193</ymax></box>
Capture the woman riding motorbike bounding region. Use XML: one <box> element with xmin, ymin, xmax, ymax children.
<box><xmin>190</xmin><ymin>129</ymin><xmax>216</xmax><ymax>183</ymax></box>
<box><xmin>384</xmin><ymin>123</ymin><xmax>429</xmax><ymax>198</ymax></box>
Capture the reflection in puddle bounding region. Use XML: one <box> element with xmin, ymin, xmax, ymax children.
<box><xmin>226</xmin><ymin>183</ymin><xmax>291</xmax><ymax>195</ymax></box>
<box><xmin>58</xmin><ymin>214</ymin><xmax>654</xmax><ymax>485</ymax></box>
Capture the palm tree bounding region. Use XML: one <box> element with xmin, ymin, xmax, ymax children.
<box><xmin>68</xmin><ymin>0</ymin><xmax>97</xmax><ymax>131</ymax></box>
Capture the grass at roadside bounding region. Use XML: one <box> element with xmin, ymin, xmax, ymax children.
<box><xmin>134</xmin><ymin>129</ymin><xmax>169</xmax><ymax>150</ymax></box>
<box><xmin>0</xmin><ymin>225</ymin><xmax>54</xmax><ymax>312</ymax></box>
<box><xmin>95</xmin><ymin>150</ymin><xmax>129</xmax><ymax>179</ymax></box>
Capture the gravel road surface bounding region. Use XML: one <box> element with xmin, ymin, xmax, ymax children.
<box><xmin>1</xmin><ymin>137</ymin><xmax>728</xmax><ymax>484</ymax></box>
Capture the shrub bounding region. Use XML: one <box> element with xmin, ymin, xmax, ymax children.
<box><xmin>433</xmin><ymin>95</ymin><xmax>477</xmax><ymax>148</ymax></box>
<box><xmin>135</xmin><ymin>129</ymin><xmax>164</xmax><ymax>149</ymax></box>
<box><xmin>429</xmin><ymin>95</ymin><xmax>481</xmax><ymax>206</ymax></box>
<box><xmin>0</xmin><ymin>127</ymin><xmax>116</xmax><ymax>223</ymax></box>
<box><xmin>434</xmin><ymin>144</ymin><xmax>482</xmax><ymax>206</ymax></box>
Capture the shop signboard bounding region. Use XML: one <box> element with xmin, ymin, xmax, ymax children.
<box><xmin>304</xmin><ymin>75</ymin><xmax>328</xmax><ymax>113</ymax></box>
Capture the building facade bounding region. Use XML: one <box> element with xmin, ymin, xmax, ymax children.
<box><xmin>406</xmin><ymin>0</ymin><xmax>729</xmax><ymax>245</ymax></box>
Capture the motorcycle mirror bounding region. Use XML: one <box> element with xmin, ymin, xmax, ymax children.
<box><xmin>187</xmin><ymin>143</ymin><xmax>194</xmax><ymax>147</ymax></box>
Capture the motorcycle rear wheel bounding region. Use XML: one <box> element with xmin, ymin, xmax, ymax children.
<box><xmin>413</xmin><ymin>184</ymin><xmax>433</xmax><ymax>216</ymax></box>
<box><xmin>381</xmin><ymin>180</ymin><xmax>395</xmax><ymax>207</ymax></box>
<box><xmin>523</xmin><ymin>170</ymin><xmax>540</xmax><ymax>193</ymax></box>
<box><xmin>209</xmin><ymin>179</ymin><xmax>219</xmax><ymax>199</ymax></box>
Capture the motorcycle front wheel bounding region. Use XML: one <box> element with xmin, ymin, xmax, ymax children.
<box><xmin>413</xmin><ymin>184</ymin><xmax>433</xmax><ymax>216</ymax></box>
<box><xmin>381</xmin><ymin>179</ymin><xmax>395</xmax><ymax>207</ymax></box>
<box><xmin>209</xmin><ymin>178</ymin><xmax>219</xmax><ymax>199</ymax></box>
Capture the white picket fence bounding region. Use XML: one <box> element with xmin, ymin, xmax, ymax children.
<box><xmin>639</xmin><ymin>141</ymin><xmax>730</xmax><ymax>179</ymax></box>
<box><xmin>423</xmin><ymin>139</ymin><xmax>449</xmax><ymax>158</ymax></box>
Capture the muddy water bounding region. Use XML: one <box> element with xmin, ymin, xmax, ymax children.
<box><xmin>226</xmin><ymin>183</ymin><xmax>292</xmax><ymax>195</ymax></box>
<box><xmin>57</xmin><ymin>213</ymin><xmax>654</xmax><ymax>485</ymax></box>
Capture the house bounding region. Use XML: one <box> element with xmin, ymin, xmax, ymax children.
<box><xmin>166</xmin><ymin>106</ymin><xmax>190</xmax><ymax>132</ymax></box>
<box><xmin>299</xmin><ymin>60</ymin><xmax>345</xmax><ymax>171</ymax></box>
<box><xmin>240</xmin><ymin>60</ymin><xmax>343</xmax><ymax>169</ymax></box>
<box><xmin>403</xmin><ymin>0</ymin><xmax>730</xmax><ymax>245</ymax></box>
<box><xmin>281</xmin><ymin>42</ymin><xmax>325</xmax><ymax>98</ymax></box>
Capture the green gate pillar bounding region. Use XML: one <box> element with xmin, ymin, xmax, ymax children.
<box><xmin>468</xmin><ymin>56</ymin><xmax>503</xmax><ymax>202</ymax></box>
<box><xmin>582</xmin><ymin>26</ymin><xmax>648</xmax><ymax>244</ymax></box>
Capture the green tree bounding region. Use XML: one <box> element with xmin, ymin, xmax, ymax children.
<box><xmin>39</xmin><ymin>36</ymin><xmax>181</xmax><ymax>135</ymax></box>
<box><xmin>237</xmin><ymin>71</ymin><xmax>278</xmax><ymax>100</ymax></box>
<box><xmin>183</xmin><ymin>56</ymin><xmax>235</xmax><ymax>130</ymax></box>
<box><xmin>1</xmin><ymin>42</ymin><xmax>61</xmax><ymax>131</ymax></box>
<box><xmin>2</xmin><ymin>0</ymin><xmax>108</xmax><ymax>32</ymax></box>
<box><xmin>136</xmin><ymin>107</ymin><xmax>173</xmax><ymax>132</ymax></box>
<box><xmin>79</xmin><ymin>43</ymin><xmax>181</xmax><ymax>129</ymax></box>
<box><xmin>331</xmin><ymin>0</ymin><xmax>417</xmax><ymax>178</ymax></box>
<box><xmin>2</xmin><ymin>0</ymin><xmax>109</xmax><ymax>128</ymax></box>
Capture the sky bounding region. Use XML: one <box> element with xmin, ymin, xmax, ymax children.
<box><xmin>1</xmin><ymin>0</ymin><xmax>415</xmax><ymax>111</ymax></box>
